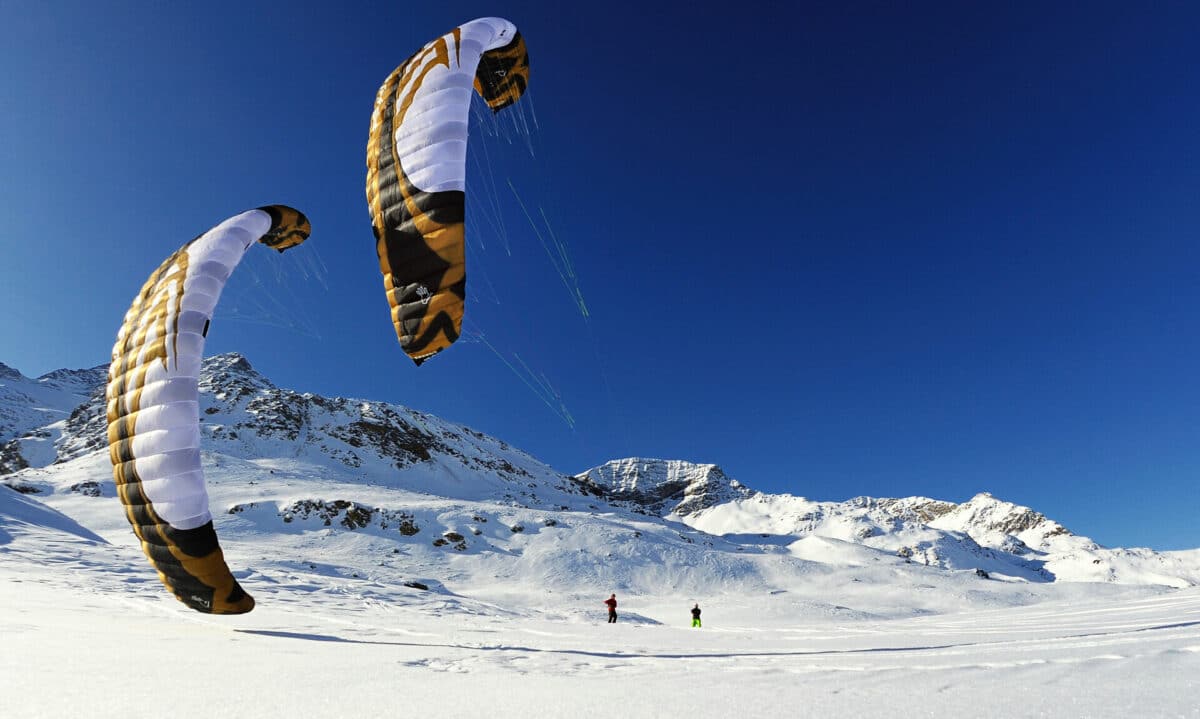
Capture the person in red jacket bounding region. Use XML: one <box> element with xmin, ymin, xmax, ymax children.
<box><xmin>604</xmin><ymin>593</ymin><xmax>617</xmax><ymax>623</ymax></box>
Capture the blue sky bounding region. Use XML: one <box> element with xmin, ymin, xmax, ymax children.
<box><xmin>3</xmin><ymin>1</ymin><xmax>1199</xmax><ymax>549</ymax></box>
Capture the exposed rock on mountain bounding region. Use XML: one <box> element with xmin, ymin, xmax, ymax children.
<box><xmin>575</xmin><ymin>458</ymin><xmax>753</xmax><ymax>515</ymax></box>
<box><xmin>3</xmin><ymin>352</ymin><xmax>1198</xmax><ymax>590</ymax></box>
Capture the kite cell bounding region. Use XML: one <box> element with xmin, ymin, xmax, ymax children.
<box><xmin>106</xmin><ymin>205</ymin><xmax>310</xmax><ymax>614</ymax></box>
<box><xmin>366</xmin><ymin>17</ymin><xmax>530</xmax><ymax>365</ymax></box>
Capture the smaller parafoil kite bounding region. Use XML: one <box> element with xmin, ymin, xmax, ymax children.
<box><xmin>106</xmin><ymin>205</ymin><xmax>309</xmax><ymax>614</ymax></box>
<box><xmin>366</xmin><ymin>17</ymin><xmax>530</xmax><ymax>365</ymax></box>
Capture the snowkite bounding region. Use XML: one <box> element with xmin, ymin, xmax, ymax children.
<box><xmin>106</xmin><ymin>205</ymin><xmax>310</xmax><ymax>614</ymax></box>
<box><xmin>366</xmin><ymin>17</ymin><xmax>530</xmax><ymax>365</ymax></box>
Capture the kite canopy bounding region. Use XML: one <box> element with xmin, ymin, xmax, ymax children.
<box><xmin>106</xmin><ymin>205</ymin><xmax>310</xmax><ymax>614</ymax></box>
<box><xmin>366</xmin><ymin>17</ymin><xmax>530</xmax><ymax>365</ymax></box>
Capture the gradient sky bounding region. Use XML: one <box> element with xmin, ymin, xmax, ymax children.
<box><xmin>3</xmin><ymin>2</ymin><xmax>1199</xmax><ymax>549</ymax></box>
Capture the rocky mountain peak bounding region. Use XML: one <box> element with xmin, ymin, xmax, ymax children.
<box><xmin>35</xmin><ymin>365</ymin><xmax>109</xmax><ymax>394</ymax></box>
<box><xmin>574</xmin><ymin>458</ymin><xmax>754</xmax><ymax>516</ymax></box>
<box><xmin>928</xmin><ymin>491</ymin><xmax>1073</xmax><ymax>549</ymax></box>
<box><xmin>199</xmin><ymin>353</ymin><xmax>275</xmax><ymax>399</ymax></box>
<box><xmin>0</xmin><ymin>362</ymin><xmax>24</xmax><ymax>382</ymax></box>
<box><xmin>3</xmin><ymin>351</ymin><xmax>582</xmax><ymax>510</ymax></box>
<box><xmin>2</xmin><ymin>360</ymin><xmax>106</xmax><ymax>450</ymax></box>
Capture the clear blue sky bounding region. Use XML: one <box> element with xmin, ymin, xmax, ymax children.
<box><xmin>3</xmin><ymin>1</ymin><xmax>1199</xmax><ymax>550</ymax></box>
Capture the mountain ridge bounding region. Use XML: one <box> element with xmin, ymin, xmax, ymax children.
<box><xmin>2</xmin><ymin>352</ymin><xmax>1198</xmax><ymax>592</ymax></box>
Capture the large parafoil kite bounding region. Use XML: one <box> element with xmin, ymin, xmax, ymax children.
<box><xmin>366</xmin><ymin>17</ymin><xmax>530</xmax><ymax>365</ymax></box>
<box><xmin>106</xmin><ymin>206</ymin><xmax>310</xmax><ymax>614</ymax></box>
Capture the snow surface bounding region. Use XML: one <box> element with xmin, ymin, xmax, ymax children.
<box><xmin>3</xmin><ymin>485</ymin><xmax>1199</xmax><ymax>719</ymax></box>
<box><xmin>2</xmin><ymin>354</ymin><xmax>1199</xmax><ymax>717</ymax></box>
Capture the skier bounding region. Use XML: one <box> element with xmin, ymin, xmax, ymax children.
<box><xmin>691</xmin><ymin>603</ymin><xmax>702</xmax><ymax>628</ymax></box>
<box><xmin>604</xmin><ymin>593</ymin><xmax>618</xmax><ymax>623</ymax></box>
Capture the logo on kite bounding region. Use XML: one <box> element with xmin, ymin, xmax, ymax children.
<box><xmin>416</xmin><ymin>285</ymin><xmax>432</xmax><ymax>305</ymax></box>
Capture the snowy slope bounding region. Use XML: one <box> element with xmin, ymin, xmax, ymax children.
<box><xmin>575</xmin><ymin>460</ymin><xmax>1200</xmax><ymax>587</ymax></box>
<box><xmin>673</xmin><ymin>489</ymin><xmax>1200</xmax><ymax>588</ymax></box>
<box><xmin>2</xmin><ymin>351</ymin><xmax>1198</xmax><ymax>607</ymax></box>
<box><xmin>0</xmin><ymin>483</ymin><xmax>105</xmax><ymax>545</ymax></box>
<box><xmin>3</xmin><ymin>352</ymin><xmax>1200</xmax><ymax>718</ymax></box>
<box><xmin>2</xmin><ymin>484</ymin><xmax>1199</xmax><ymax>719</ymax></box>
<box><xmin>0</xmin><ymin>361</ymin><xmax>105</xmax><ymax>473</ymax></box>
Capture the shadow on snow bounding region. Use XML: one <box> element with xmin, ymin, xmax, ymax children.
<box><xmin>237</xmin><ymin>620</ymin><xmax>1200</xmax><ymax>659</ymax></box>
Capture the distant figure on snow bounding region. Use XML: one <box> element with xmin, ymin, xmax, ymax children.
<box><xmin>605</xmin><ymin>593</ymin><xmax>618</xmax><ymax>623</ymax></box>
<box><xmin>691</xmin><ymin>603</ymin><xmax>702</xmax><ymax>628</ymax></box>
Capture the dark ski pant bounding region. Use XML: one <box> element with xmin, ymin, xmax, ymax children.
<box><xmin>608</xmin><ymin>611</ymin><xmax>617</xmax><ymax>623</ymax></box>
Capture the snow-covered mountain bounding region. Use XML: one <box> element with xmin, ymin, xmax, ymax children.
<box><xmin>0</xmin><ymin>360</ymin><xmax>107</xmax><ymax>473</ymax></box>
<box><xmin>573</xmin><ymin>457</ymin><xmax>754</xmax><ymax>515</ymax></box>
<box><xmin>571</xmin><ymin>457</ymin><xmax>1200</xmax><ymax>587</ymax></box>
<box><xmin>3</xmin><ymin>352</ymin><xmax>1198</xmax><ymax>608</ymax></box>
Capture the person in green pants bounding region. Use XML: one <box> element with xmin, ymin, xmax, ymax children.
<box><xmin>691</xmin><ymin>603</ymin><xmax>702</xmax><ymax>628</ymax></box>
